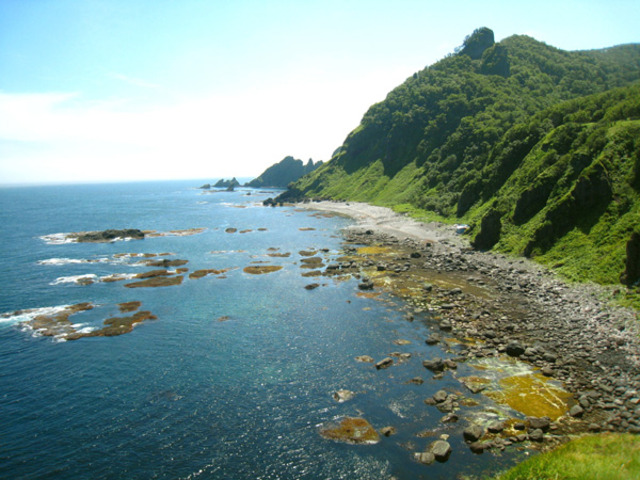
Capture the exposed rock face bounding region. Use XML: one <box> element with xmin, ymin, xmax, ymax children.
<box><xmin>472</xmin><ymin>209</ymin><xmax>502</xmax><ymax>250</ymax></box>
<box><xmin>620</xmin><ymin>231</ymin><xmax>640</xmax><ymax>285</ymax></box>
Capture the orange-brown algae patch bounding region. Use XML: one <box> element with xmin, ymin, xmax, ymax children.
<box><xmin>320</xmin><ymin>417</ymin><xmax>380</xmax><ymax>445</ymax></box>
<box><xmin>118</xmin><ymin>301</ymin><xmax>142</xmax><ymax>313</ymax></box>
<box><xmin>28</xmin><ymin>303</ymin><xmax>94</xmax><ymax>337</ymax></box>
<box><xmin>302</xmin><ymin>270</ymin><xmax>323</xmax><ymax>277</ymax></box>
<box><xmin>135</xmin><ymin>269</ymin><xmax>173</xmax><ymax>279</ymax></box>
<box><xmin>357</xmin><ymin>246</ymin><xmax>392</xmax><ymax>255</ymax></box>
<box><xmin>356</xmin><ymin>291</ymin><xmax>382</xmax><ymax>299</ymax></box>
<box><xmin>97</xmin><ymin>311</ymin><xmax>157</xmax><ymax>336</ymax></box>
<box><xmin>140</xmin><ymin>258</ymin><xmax>189</xmax><ymax>268</ymax></box>
<box><xmin>124</xmin><ymin>276</ymin><xmax>184</xmax><ymax>288</ymax></box>
<box><xmin>267</xmin><ymin>252</ymin><xmax>291</xmax><ymax>258</ymax></box>
<box><xmin>67</xmin><ymin>310</ymin><xmax>158</xmax><ymax>340</ymax></box>
<box><xmin>300</xmin><ymin>257</ymin><xmax>324</xmax><ymax>268</ymax></box>
<box><xmin>299</xmin><ymin>250</ymin><xmax>317</xmax><ymax>257</ymax></box>
<box><xmin>243</xmin><ymin>265</ymin><xmax>283</xmax><ymax>275</ymax></box>
<box><xmin>189</xmin><ymin>268</ymin><xmax>230</xmax><ymax>279</ymax></box>
<box><xmin>484</xmin><ymin>374</ymin><xmax>572</xmax><ymax>421</ymax></box>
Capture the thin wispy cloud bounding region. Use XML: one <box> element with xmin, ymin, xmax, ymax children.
<box><xmin>108</xmin><ymin>72</ymin><xmax>162</xmax><ymax>89</ymax></box>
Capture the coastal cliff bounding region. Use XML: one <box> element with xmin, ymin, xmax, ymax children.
<box><xmin>277</xmin><ymin>28</ymin><xmax>640</xmax><ymax>293</ymax></box>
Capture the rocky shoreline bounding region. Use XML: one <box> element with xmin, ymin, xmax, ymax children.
<box><xmin>300</xmin><ymin>201</ymin><xmax>640</xmax><ymax>447</ymax></box>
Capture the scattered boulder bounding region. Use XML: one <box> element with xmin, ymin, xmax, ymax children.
<box><xmin>414</xmin><ymin>451</ymin><xmax>435</xmax><ymax>465</ymax></box>
<box><xmin>506</xmin><ymin>341</ymin><xmax>525</xmax><ymax>357</ymax></box>
<box><xmin>375</xmin><ymin>357</ymin><xmax>394</xmax><ymax>370</ymax></box>
<box><xmin>333</xmin><ymin>389</ymin><xmax>355</xmax><ymax>403</ymax></box>
<box><xmin>429</xmin><ymin>440</ymin><xmax>452</xmax><ymax>462</ymax></box>
<box><xmin>426</xmin><ymin>333</ymin><xmax>441</xmax><ymax>345</ymax></box>
<box><xmin>380</xmin><ymin>426</ymin><xmax>397</xmax><ymax>437</ymax></box>
<box><xmin>463</xmin><ymin>425</ymin><xmax>485</xmax><ymax>442</ymax></box>
<box><xmin>569</xmin><ymin>404</ymin><xmax>585</xmax><ymax>417</ymax></box>
<box><xmin>487</xmin><ymin>421</ymin><xmax>505</xmax><ymax>434</ymax></box>
<box><xmin>355</xmin><ymin>355</ymin><xmax>374</xmax><ymax>363</ymax></box>
<box><xmin>527</xmin><ymin>416</ymin><xmax>551</xmax><ymax>432</ymax></box>
<box><xmin>433</xmin><ymin>390</ymin><xmax>449</xmax><ymax>403</ymax></box>
<box><xmin>529</xmin><ymin>428</ymin><xmax>544</xmax><ymax>442</ymax></box>
<box><xmin>423</xmin><ymin>357</ymin><xmax>445</xmax><ymax>372</ymax></box>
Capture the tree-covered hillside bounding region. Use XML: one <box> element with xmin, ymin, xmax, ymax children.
<box><xmin>278</xmin><ymin>28</ymin><xmax>640</xmax><ymax>288</ymax></box>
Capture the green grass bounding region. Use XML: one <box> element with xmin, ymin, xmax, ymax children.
<box><xmin>492</xmin><ymin>434</ymin><xmax>640</xmax><ymax>480</ymax></box>
<box><xmin>391</xmin><ymin>203</ymin><xmax>454</xmax><ymax>224</ymax></box>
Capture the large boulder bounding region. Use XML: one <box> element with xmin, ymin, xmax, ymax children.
<box><xmin>429</xmin><ymin>440</ymin><xmax>452</xmax><ymax>461</ymax></box>
<box><xmin>463</xmin><ymin>424</ymin><xmax>485</xmax><ymax>442</ymax></box>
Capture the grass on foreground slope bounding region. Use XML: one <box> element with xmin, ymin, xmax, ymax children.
<box><xmin>488</xmin><ymin>434</ymin><xmax>640</xmax><ymax>480</ymax></box>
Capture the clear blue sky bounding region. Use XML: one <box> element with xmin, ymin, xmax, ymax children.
<box><xmin>1</xmin><ymin>0</ymin><xmax>639</xmax><ymax>185</ymax></box>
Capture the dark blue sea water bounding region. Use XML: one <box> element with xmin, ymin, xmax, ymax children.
<box><xmin>0</xmin><ymin>181</ymin><xmax>522</xmax><ymax>479</ymax></box>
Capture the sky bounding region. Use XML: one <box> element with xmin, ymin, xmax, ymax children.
<box><xmin>1</xmin><ymin>0</ymin><xmax>639</xmax><ymax>185</ymax></box>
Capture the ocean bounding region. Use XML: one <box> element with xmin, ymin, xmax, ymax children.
<box><xmin>0</xmin><ymin>181</ymin><xmax>522</xmax><ymax>479</ymax></box>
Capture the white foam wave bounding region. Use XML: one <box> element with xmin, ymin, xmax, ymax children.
<box><xmin>72</xmin><ymin>324</ymin><xmax>97</xmax><ymax>334</ymax></box>
<box><xmin>40</xmin><ymin>233</ymin><xmax>76</xmax><ymax>245</ymax></box>
<box><xmin>0</xmin><ymin>305</ymin><xmax>72</xmax><ymax>324</ymax></box>
<box><xmin>50</xmin><ymin>274</ymin><xmax>99</xmax><ymax>285</ymax></box>
<box><xmin>38</xmin><ymin>257</ymin><xmax>110</xmax><ymax>266</ymax></box>
<box><xmin>99</xmin><ymin>273</ymin><xmax>137</xmax><ymax>282</ymax></box>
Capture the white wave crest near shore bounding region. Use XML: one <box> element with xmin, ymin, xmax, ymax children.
<box><xmin>50</xmin><ymin>274</ymin><xmax>100</xmax><ymax>286</ymax></box>
<box><xmin>0</xmin><ymin>305</ymin><xmax>73</xmax><ymax>324</ymax></box>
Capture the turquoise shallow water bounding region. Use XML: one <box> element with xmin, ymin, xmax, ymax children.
<box><xmin>0</xmin><ymin>181</ymin><xmax>523</xmax><ymax>479</ymax></box>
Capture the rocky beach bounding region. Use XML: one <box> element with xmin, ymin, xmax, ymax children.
<box><xmin>300</xmin><ymin>200</ymin><xmax>640</xmax><ymax>452</ymax></box>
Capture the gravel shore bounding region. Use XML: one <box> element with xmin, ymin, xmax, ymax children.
<box><xmin>301</xmin><ymin>201</ymin><xmax>640</xmax><ymax>437</ymax></box>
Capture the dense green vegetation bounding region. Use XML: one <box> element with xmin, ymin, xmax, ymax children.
<box><xmin>488</xmin><ymin>434</ymin><xmax>640</xmax><ymax>480</ymax></box>
<box><xmin>279</xmin><ymin>28</ymin><xmax>640</xmax><ymax>291</ymax></box>
<box><xmin>247</xmin><ymin>156</ymin><xmax>322</xmax><ymax>188</ymax></box>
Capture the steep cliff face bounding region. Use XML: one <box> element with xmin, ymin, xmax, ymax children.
<box><xmin>277</xmin><ymin>29</ymin><xmax>640</xmax><ymax>286</ymax></box>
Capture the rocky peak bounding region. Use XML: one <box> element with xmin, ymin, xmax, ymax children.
<box><xmin>459</xmin><ymin>27</ymin><xmax>495</xmax><ymax>59</ymax></box>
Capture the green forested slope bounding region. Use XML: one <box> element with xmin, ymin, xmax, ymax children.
<box><xmin>279</xmin><ymin>28</ymin><xmax>640</xmax><ymax>288</ymax></box>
